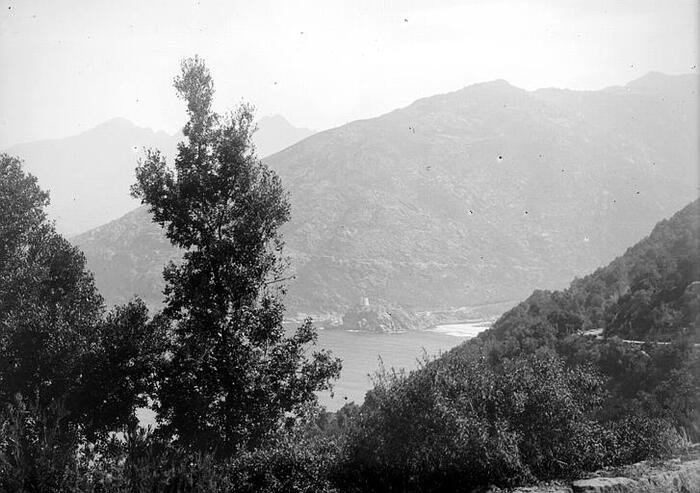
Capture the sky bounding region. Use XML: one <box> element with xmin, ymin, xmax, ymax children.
<box><xmin>1</xmin><ymin>0</ymin><xmax>698</xmax><ymax>148</ymax></box>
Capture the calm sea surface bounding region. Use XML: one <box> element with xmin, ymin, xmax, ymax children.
<box><xmin>315</xmin><ymin>320</ymin><xmax>490</xmax><ymax>411</ymax></box>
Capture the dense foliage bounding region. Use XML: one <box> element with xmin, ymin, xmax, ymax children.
<box><xmin>486</xmin><ymin>200</ymin><xmax>699</xmax><ymax>344</ymax></box>
<box><xmin>1</xmin><ymin>153</ymin><xmax>103</xmax><ymax>414</ymax></box>
<box><xmin>131</xmin><ymin>56</ymin><xmax>341</xmax><ymax>455</ymax></box>
<box><xmin>468</xmin><ymin>200</ymin><xmax>700</xmax><ymax>439</ymax></box>
<box><xmin>332</xmin><ymin>350</ymin><xmax>683</xmax><ymax>492</ymax></box>
<box><xmin>0</xmin><ymin>154</ymin><xmax>167</xmax><ymax>490</ymax></box>
<box><xmin>0</xmin><ymin>154</ymin><xmax>166</xmax><ymax>435</ymax></box>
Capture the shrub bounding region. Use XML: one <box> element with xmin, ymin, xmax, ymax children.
<box><xmin>228</xmin><ymin>430</ymin><xmax>340</xmax><ymax>493</ymax></box>
<box><xmin>604</xmin><ymin>416</ymin><xmax>682</xmax><ymax>465</ymax></box>
<box><xmin>337</xmin><ymin>350</ymin><xmax>612</xmax><ymax>492</ymax></box>
<box><xmin>74</xmin><ymin>427</ymin><xmax>233</xmax><ymax>493</ymax></box>
<box><xmin>0</xmin><ymin>395</ymin><xmax>80</xmax><ymax>493</ymax></box>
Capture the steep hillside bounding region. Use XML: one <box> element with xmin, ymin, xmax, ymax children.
<box><xmin>436</xmin><ymin>198</ymin><xmax>700</xmax><ymax>443</ymax></box>
<box><xmin>482</xmin><ymin>198</ymin><xmax>700</xmax><ymax>346</ymax></box>
<box><xmin>73</xmin><ymin>73</ymin><xmax>698</xmax><ymax>324</ymax></box>
<box><xmin>71</xmin><ymin>207</ymin><xmax>180</xmax><ymax>308</ymax></box>
<box><xmin>349</xmin><ymin>201</ymin><xmax>700</xmax><ymax>492</ymax></box>
<box><xmin>5</xmin><ymin>116</ymin><xmax>314</xmax><ymax>236</ymax></box>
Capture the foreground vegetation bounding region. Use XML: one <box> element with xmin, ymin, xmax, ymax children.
<box><xmin>1</xmin><ymin>57</ymin><xmax>698</xmax><ymax>492</ymax></box>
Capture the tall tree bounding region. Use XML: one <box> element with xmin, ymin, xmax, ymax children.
<box><xmin>132</xmin><ymin>56</ymin><xmax>341</xmax><ymax>454</ymax></box>
<box><xmin>0</xmin><ymin>153</ymin><xmax>165</xmax><ymax>438</ymax></box>
<box><xmin>0</xmin><ymin>153</ymin><xmax>103</xmax><ymax>411</ymax></box>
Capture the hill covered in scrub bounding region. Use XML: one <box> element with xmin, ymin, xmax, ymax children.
<box><xmin>330</xmin><ymin>199</ymin><xmax>700</xmax><ymax>492</ymax></box>
<box><xmin>72</xmin><ymin>73</ymin><xmax>698</xmax><ymax>325</ymax></box>
<box><xmin>482</xmin><ymin>198</ymin><xmax>700</xmax><ymax>346</ymax></box>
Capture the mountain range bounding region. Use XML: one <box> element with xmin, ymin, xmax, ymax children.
<box><xmin>262</xmin><ymin>72</ymin><xmax>697</xmax><ymax>321</ymax></box>
<box><xmin>4</xmin><ymin>115</ymin><xmax>313</xmax><ymax>236</ymax></box>
<box><xmin>20</xmin><ymin>72</ymin><xmax>698</xmax><ymax>328</ymax></box>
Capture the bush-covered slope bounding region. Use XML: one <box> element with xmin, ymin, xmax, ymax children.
<box><xmin>482</xmin><ymin>198</ymin><xmax>700</xmax><ymax>346</ymax></box>
<box><xmin>333</xmin><ymin>200</ymin><xmax>700</xmax><ymax>492</ymax></box>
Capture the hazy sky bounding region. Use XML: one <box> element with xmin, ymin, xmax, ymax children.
<box><xmin>1</xmin><ymin>0</ymin><xmax>697</xmax><ymax>148</ymax></box>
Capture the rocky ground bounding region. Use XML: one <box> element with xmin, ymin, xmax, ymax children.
<box><xmin>487</xmin><ymin>445</ymin><xmax>700</xmax><ymax>493</ymax></box>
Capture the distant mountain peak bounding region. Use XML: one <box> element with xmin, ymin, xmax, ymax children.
<box><xmin>470</xmin><ymin>78</ymin><xmax>514</xmax><ymax>89</ymax></box>
<box><xmin>6</xmin><ymin>111</ymin><xmax>317</xmax><ymax>236</ymax></box>
<box><xmin>258</xmin><ymin>114</ymin><xmax>290</xmax><ymax>124</ymax></box>
<box><xmin>90</xmin><ymin>117</ymin><xmax>138</xmax><ymax>132</ymax></box>
<box><xmin>86</xmin><ymin>117</ymin><xmax>180</xmax><ymax>141</ymax></box>
<box><xmin>455</xmin><ymin>79</ymin><xmax>526</xmax><ymax>94</ymax></box>
<box><xmin>623</xmin><ymin>71</ymin><xmax>698</xmax><ymax>93</ymax></box>
<box><xmin>403</xmin><ymin>78</ymin><xmax>528</xmax><ymax>115</ymax></box>
<box><xmin>628</xmin><ymin>71</ymin><xmax>678</xmax><ymax>85</ymax></box>
<box><xmin>82</xmin><ymin>117</ymin><xmax>158</xmax><ymax>141</ymax></box>
<box><xmin>257</xmin><ymin>114</ymin><xmax>314</xmax><ymax>133</ymax></box>
<box><xmin>101</xmin><ymin>116</ymin><xmax>135</xmax><ymax>126</ymax></box>
<box><xmin>254</xmin><ymin>115</ymin><xmax>315</xmax><ymax>157</ymax></box>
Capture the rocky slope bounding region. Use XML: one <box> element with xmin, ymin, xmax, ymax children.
<box><xmin>72</xmin><ymin>73</ymin><xmax>698</xmax><ymax>325</ymax></box>
<box><xmin>506</xmin><ymin>452</ymin><xmax>700</xmax><ymax>493</ymax></box>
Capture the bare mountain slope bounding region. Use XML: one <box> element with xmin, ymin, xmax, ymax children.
<box><xmin>73</xmin><ymin>73</ymin><xmax>698</xmax><ymax>325</ymax></box>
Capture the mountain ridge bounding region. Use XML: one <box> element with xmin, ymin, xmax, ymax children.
<box><xmin>70</xmin><ymin>72</ymin><xmax>698</xmax><ymax>325</ymax></box>
<box><xmin>5</xmin><ymin>114</ymin><xmax>316</xmax><ymax>236</ymax></box>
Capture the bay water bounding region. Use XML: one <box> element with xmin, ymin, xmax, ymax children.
<box><xmin>316</xmin><ymin>320</ymin><xmax>490</xmax><ymax>411</ymax></box>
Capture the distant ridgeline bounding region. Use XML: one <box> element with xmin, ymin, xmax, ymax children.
<box><xmin>71</xmin><ymin>73</ymin><xmax>698</xmax><ymax>329</ymax></box>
